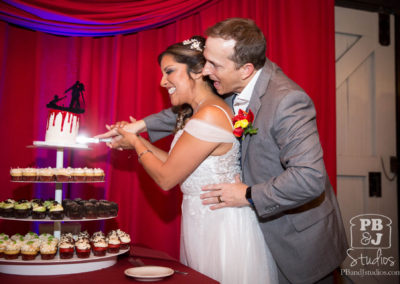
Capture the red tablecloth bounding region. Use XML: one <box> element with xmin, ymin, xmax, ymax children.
<box><xmin>0</xmin><ymin>245</ymin><xmax>220</xmax><ymax>284</ymax></box>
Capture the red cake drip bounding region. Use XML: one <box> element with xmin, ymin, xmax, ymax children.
<box><xmin>47</xmin><ymin>109</ymin><xmax>80</xmax><ymax>133</ymax></box>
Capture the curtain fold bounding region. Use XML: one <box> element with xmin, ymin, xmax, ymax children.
<box><xmin>0</xmin><ymin>0</ymin><xmax>215</xmax><ymax>36</ymax></box>
<box><xmin>0</xmin><ymin>0</ymin><xmax>335</xmax><ymax>259</ymax></box>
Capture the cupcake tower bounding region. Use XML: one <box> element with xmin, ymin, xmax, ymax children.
<box><xmin>10</xmin><ymin>167</ymin><xmax>105</xmax><ymax>182</ymax></box>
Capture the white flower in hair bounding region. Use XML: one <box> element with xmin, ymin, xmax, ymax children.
<box><xmin>182</xmin><ymin>38</ymin><xmax>202</xmax><ymax>52</ymax></box>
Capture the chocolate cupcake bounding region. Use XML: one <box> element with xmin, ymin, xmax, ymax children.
<box><xmin>109</xmin><ymin>202</ymin><xmax>119</xmax><ymax>217</ymax></box>
<box><xmin>68</xmin><ymin>202</ymin><xmax>84</xmax><ymax>219</ymax></box>
<box><xmin>83</xmin><ymin>202</ymin><xmax>97</xmax><ymax>219</ymax></box>
<box><xmin>48</xmin><ymin>203</ymin><xmax>64</xmax><ymax>220</ymax></box>
<box><xmin>31</xmin><ymin>203</ymin><xmax>47</xmax><ymax>219</ymax></box>
<box><xmin>14</xmin><ymin>200</ymin><xmax>31</xmax><ymax>218</ymax></box>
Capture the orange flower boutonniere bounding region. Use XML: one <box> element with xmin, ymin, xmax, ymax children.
<box><xmin>232</xmin><ymin>109</ymin><xmax>258</xmax><ymax>140</ymax></box>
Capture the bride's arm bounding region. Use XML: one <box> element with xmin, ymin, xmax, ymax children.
<box><xmin>137</xmin><ymin>136</ymin><xmax>168</xmax><ymax>162</ymax></box>
<box><xmin>117</xmin><ymin>106</ymin><xmax>232</xmax><ymax>190</ymax></box>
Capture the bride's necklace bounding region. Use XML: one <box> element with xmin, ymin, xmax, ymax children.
<box><xmin>194</xmin><ymin>98</ymin><xmax>207</xmax><ymax>113</ymax></box>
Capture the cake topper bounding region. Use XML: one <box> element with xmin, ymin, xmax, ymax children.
<box><xmin>46</xmin><ymin>81</ymin><xmax>85</xmax><ymax>114</ymax></box>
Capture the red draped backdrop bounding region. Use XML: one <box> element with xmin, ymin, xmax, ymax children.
<box><xmin>0</xmin><ymin>0</ymin><xmax>335</xmax><ymax>259</ymax></box>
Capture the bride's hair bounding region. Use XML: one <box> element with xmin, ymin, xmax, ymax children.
<box><xmin>158</xmin><ymin>36</ymin><xmax>209</xmax><ymax>132</ymax></box>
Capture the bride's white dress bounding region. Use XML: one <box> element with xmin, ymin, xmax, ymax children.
<box><xmin>170</xmin><ymin>106</ymin><xmax>278</xmax><ymax>284</ymax></box>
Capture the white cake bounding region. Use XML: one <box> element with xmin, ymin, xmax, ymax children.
<box><xmin>45</xmin><ymin>109</ymin><xmax>80</xmax><ymax>144</ymax></box>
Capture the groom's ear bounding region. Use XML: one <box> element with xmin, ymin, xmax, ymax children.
<box><xmin>239</xmin><ymin>63</ymin><xmax>255</xmax><ymax>80</ymax></box>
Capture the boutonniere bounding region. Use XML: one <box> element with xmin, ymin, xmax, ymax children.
<box><xmin>232</xmin><ymin>109</ymin><xmax>258</xmax><ymax>139</ymax></box>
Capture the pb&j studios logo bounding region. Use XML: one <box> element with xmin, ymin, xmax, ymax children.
<box><xmin>347</xmin><ymin>214</ymin><xmax>395</xmax><ymax>267</ymax></box>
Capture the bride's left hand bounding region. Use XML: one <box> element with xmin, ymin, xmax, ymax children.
<box><xmin>200</xmin><ymin>175</ymin><xmax>249</xmax><ymax>209</ymax></box>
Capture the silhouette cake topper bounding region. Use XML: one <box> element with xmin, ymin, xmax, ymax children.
<box><xmin>47</xmin><ymin>81</ymin><xmax>85</xmax><ymax>114</ymax></box>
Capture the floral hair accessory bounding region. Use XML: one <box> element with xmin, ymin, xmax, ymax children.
<box><xmin>232</xmin><ymin>109</ymin><xmax>258</xmax><ymax>139</ymax></box>
<box><xmin>182</xmin><ymin>38</ymin><xmax>202</xmax><ymax>52</ymax></box>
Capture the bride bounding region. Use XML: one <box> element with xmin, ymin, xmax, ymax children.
<box><xmin>99</xmin><ymin>36</ymin><xmax>277</xmax><ymax>284</ymax></box>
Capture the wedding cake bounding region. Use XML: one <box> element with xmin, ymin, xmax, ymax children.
<box><xmin>44</xmin><ymin>81</ymin><xmax>85</xmax><ymax>145</ymax></box>
<box><xmin>45</xmin><ymin>109</ymin><xmax>80</xmax><ymax>144</ymax></box>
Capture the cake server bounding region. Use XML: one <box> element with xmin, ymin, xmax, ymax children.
<box><xmin>76</xmin><ymin>136</ymin><xmax>112</xmax><ymax>144</ymax></box>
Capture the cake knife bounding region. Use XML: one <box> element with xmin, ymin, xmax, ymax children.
<box><xmin>76</xmin><ymin>136</ymin><xmax>113</xmax><ymax>144</ymax></box>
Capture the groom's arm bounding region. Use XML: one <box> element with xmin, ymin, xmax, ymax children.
<box><xmin>143</xmin><ymin>108</ymin><xmax>177</xmax><ymax>142</ymax></box>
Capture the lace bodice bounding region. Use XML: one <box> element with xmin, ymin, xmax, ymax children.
<box><xmin>171</xmin><ymin>129</ymin><xmax>241</xmax><ymax>195</ymax></box>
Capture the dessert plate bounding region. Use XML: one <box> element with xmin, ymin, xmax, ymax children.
<box><xmin>124</xmin><ymin>266</ymin><xmax>174</xmax><ymax>282</ymax></box>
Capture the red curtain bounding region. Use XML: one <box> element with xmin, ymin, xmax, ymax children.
<box><xmin>0</xmin><ymin>0</ymin><xmax>335</xmax><ymax>259</ymax></box>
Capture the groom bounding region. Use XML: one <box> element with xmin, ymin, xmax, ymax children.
<box><xmin>106</xmin><ymin>18</ymin><xmax>348</xmax><ymax>283</ymax></box>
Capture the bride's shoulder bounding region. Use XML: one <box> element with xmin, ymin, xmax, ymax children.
<box><xmin>192</xmin><ymin>104</ymin><xmax>233</xmax><ymax>130</ymax></box>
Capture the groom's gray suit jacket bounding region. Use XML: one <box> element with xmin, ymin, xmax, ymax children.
<box><xmin>144</xmin><ymin>59</ymin><xmax>348</xmax><ymax>284</ymax></box>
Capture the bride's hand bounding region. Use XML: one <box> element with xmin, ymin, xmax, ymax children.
<box><xmin>110</xmin><ymin>127</ymin><xmax>140</xmax><ymax>150</ymax></box>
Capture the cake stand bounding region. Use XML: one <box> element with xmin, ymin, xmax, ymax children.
<box><xmin>1</xmin><ymin>141</ymin><xmax>124</xmax><ymax>275</ymax></box>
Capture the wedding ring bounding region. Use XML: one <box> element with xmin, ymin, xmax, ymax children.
<box><xmin>217</xmin><ymin>196</ymin><xmax>222</xmax><ymax>203</ymax></box>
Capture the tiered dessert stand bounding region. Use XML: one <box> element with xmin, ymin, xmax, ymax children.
<box><xmin>0</xmin><ymin>141</ymin><xmax>128</xmax><ymax>275</ymax></box>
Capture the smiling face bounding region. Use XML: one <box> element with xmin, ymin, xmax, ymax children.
<box><xmin>202</xmin><ymin>37</ymin><xmax>245</xmax><ymax>95</ymax></box>
<box><xmin>160</xmin><ymin>54</ymin><xmax>195</xmax><ymax>106</ymax></box>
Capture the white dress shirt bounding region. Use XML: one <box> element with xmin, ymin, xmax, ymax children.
<box><xmin>233</xmin><ymin>69</ymin><xmax>262</xmax><ymax>115</ymax></box>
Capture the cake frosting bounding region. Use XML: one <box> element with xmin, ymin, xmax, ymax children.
<box><xmin>45</xmin><ymin>109</ymin><xmax>80</xmax><ymax>144</ymax></box>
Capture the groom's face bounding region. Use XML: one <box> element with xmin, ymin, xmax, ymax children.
<box><xmin>203</xmin><ymin>37</ymin><xmax>244</xmax><ymax>95</ymax></box>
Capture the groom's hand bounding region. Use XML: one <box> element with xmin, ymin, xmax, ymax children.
<box><xmin>200</xmin><ymin>174</ymin><xmax>249</xmax><ymax>210</ymax></box>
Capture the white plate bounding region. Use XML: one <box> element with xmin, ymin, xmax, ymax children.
<box><xmin>124</xmin><ymin>266</ymin><xmax>174</xmax><ymax>282</ymax></box>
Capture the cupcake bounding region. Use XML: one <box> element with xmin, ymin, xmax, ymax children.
<box><xmin>93</xmin><ymin>168</ymin><xmax>105</xmax><ymax>181</ymax></box>
<box><xmin>117</xmin><ymin>229</ymin><xmax>131</xmax><ymax>250</ymax></box>
<box><xmin>40</xmin><ymin>239</ymin><xmax>57</xmax><ymax>260</ymax></box>
<box><xmin>11</xmin><ymin>233</ymin><xmax>23</xmax><ymax>241</ymax></box>
<box><xmin>39</xmin><ymin>233</ymin><xmax>53</xmax><ymax>242</ymax></box>
<box><xmin>67</xmin><ymin>202</ymin><xmax>83</xmax><ymax>219</ymax></box>
<box><xmin>4</xmin><ymin>240</ymin><xmax>20</xmax><ymax>259</ymax></box>
<box><xmin>54</xmin><ymin>168</ymin><xmax>71</xmax><ymax>182</ymax></box>
<box><xmin>10</xmin><ymin>168</ymin><xmax>23</xmax><ymax>181</ymax></box>
<box><xmin>75</xmin><ymin>238</ymin><xmax>91</xmax><ymax>258</ymax></box>
<box><xmin>1</xmin><ymin>199</ymin><xmax>15</xmax><ymax>218</ymax></box>
<box><xmin>0</xmin><ymin>239</ymin><xmax>6</xmax><ymax>258</ymax></box>
<box><xmin>22</xmin><ymin>167</ymin><xmax>37</xmax><ymax>181</ymax></box>
<box><xmin>49</xmin><ymin>203</ymin><xmax>64</xmax><ymax>220</ymax></box>
<box><xmin>109</xmin><ymin>202</ymin><xmax>119</xmax><ymax>217</ymax></box>
<box><xmin>106</xmin><ymin>230</ymin><xmax>120</xmax><ymax>253</ymax></box>
<box><xmin>21</xmin><ymin>240</ymin><xmax>39</xmax><ymax>260</ymax></box>
<box><xmin>98</xmin><ymin>201</ymin><xmax>111</xmax><ymax>217</ymax></box>
<box><xmin>92</xmin><ymin>237</ymin><xmax>107</xmax><ymax>256</ymax></box>
<box><xmin>31</xmin><ymin>202</ymin><xmax>47</xmax><ymax>219</ymax></box>
<box><xmin>14</xmin><ymin>200</ymin><xmax>31</xmax><ymax>218</ymax></box>
<box><xmin>72</xmin><ymin>168</ymin><xmax>86</xmax><ymax>181</ymax></box>
<box><xmin>84</xmin><ymin>167</ymin><xmax>94</xmax><ymax>181</ymax></box>
<box><xmin>24</xmin><ymin>232</ymin><xmax>39</xmax><ymax>241</ymax></box>
<box><xmin>83</xmin><ymin>202</ymin><xmax>97</xmax><ymax>219</ymax></box>
<box><xmin>0</xmin><ymin>233</ymin><xmax>9</xmax><ymax>241</ymax></box>
<box><xmin>38</xmin><ymin>167</ymin><xmax>55</xmax><ymax>181</ymax></box>
<box><xmin>59</xmin><ymin>235</ymin><xmax>74</xmax><ymax>259</ymax></box>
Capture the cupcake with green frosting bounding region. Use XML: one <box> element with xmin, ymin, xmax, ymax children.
<box><xmin>32</xmin><ymin>201</ymin><xmax>47</xmax><ymax>219</ymax></box>
<box><xmin>49</xmin><ymin>203</ymin><xmax>64</xmax><ymax>220</ymax></box>
<box><xmin>14</xmin><ymin>200</ymin><xmax>31</xmax><ymax>218</ymax></box>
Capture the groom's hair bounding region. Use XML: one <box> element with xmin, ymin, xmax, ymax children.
<box><xmin>206</xmin><ymin>18</ymin><xmax>266</xmax><ymax>70</ymax></box>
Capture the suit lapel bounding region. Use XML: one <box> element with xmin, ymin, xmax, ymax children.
<box><xmin>241</xmin><ymin>60</ymin><xmax>273</xmax><ymax>163</ymax></box>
